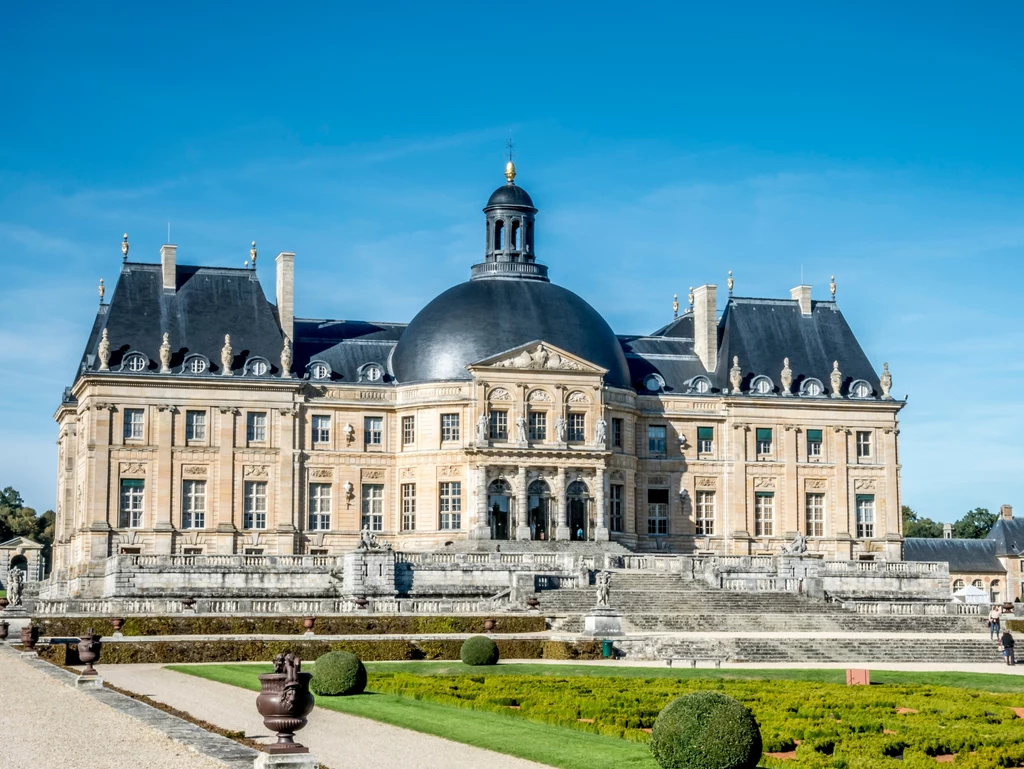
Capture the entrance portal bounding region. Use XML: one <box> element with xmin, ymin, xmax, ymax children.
<box><xmin>488</xmin><ymin>479</ymin><xmax>512</xmax><ymax>540</ymax></box>
<box><xmin>528</xmin><ymin>480</ymin><xmax>552</xmax><ymax>541</ymax></box>
<box><xmin>567</xmin><ymin>480</ymin><xmax>591</xmax><ymax>541</ymax></box>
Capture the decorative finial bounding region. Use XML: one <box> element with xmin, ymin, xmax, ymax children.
<box><xmin>280</xmin><ymin>336</ymin><xmax>293</xmax><ymax>379</ymax></box>
<box><xmin>98</xmin><ymin>329</ymin><xmax>111</xmax><ymax>371</ymax></box>
<box><xmin>159</xmin><ymin>333</ymin><xmax>171</xmax><ymax>373</ymax></box>
<box><xmin>250</xmin><ymin>240</ymin><xmax>257</xmax><ymax>269</ymax></box>
<box><xmin>505</xmin><ymin>136</ymin><xmax>517</xmax><ymax>183</ymax></box>
<box><xmin>98</xmin><ymin>278</ymin><xmax>105</xmax><ymax>303</ymax></box>
<box><xmin>121</xmin><ymin>233</ymin><xmax>130</xmax><ymax>261</ymax></box>
<box><xmin>727</xmin><ymin>270</ymin><xmax>734</xmax><ymax>296</ymax></box>
<box><xmin>729</xmin><ymin>355</ymin><xmax>743</xmax><ymax>394</ymax></box>
<box><xmin>220</xmin><ymin>334</ymin><xmax>233</xmax><ymax>376</ymax></box>
<box><xmin>830</xmin><ymin>275</ymin><xmax>836</xmax><ymax>300</ymax></box>
<box><xmin>780</xmin><ymin>357</ymin><xmax>793</xmax><ymax>396</ymax></box>
<box><xmin>672</xmin><ymin>294</ymin><xmax>679</xmax><ymax>319</ymax></box>
<box><xmin>880</xmin><ymin>362</ymin><xmax>893</xmax><ymax>400</ymax></box>
<box><xmin>830</xmin><ymin>360</ymin><xmax>843</xmax><ymax>398</ymax></box>
<box><xmin>688</xmin><ymin>286</ymin><xmax>695</xmax><ymax>309</ymax></box>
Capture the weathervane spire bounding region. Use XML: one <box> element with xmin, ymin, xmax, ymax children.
<box><xmin>505</xmin><ymin>136</ymin><xmax>516</xmax><ymax>183</ymax></box>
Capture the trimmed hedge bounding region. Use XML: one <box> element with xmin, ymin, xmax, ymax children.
<box><xmin>461</xmin><ymin>636</ymin><xmax>500</xmax><ymax>666</ymax></box>
<box><xmin>310</xmin><ymin>651</ymin><xmax>367</xmax><ymax>696</ymax></box>
<box><xmin>649</xmin><ymin>691</ymin><xmax>762</xmax><ymax>769</ymax></box>
<box><xmin>32</xmin><ymin>615</ymin><xmax>545</xmax><ymax>638</ymax></box>
<box><xmin>37</xmin><ymin>638</ymin><xmax>602</xmax><ymax>665</ymax></box>
<box><xmin>1006</xmin><ymin>619</ymin><xmax>1024</xmax><ymax>632</ymax></box>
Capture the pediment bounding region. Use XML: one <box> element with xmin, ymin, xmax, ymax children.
<box><xmin>0</xmin><ymin>536</ymin><xmax>43</xmax><ymax>551</ymax></box>
<box><xmin>468</xmin><ymin>340</ymin><xmax>607</xmax><ymax>375</ymax></box>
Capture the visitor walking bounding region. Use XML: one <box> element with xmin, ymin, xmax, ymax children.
<box><xmin>989</xmin><ymin>606</ymin><xmax>1002</xmax><ymax>640</ymax></box>
<box><xmin>999</xmin><ymin>630</ymin><xmax>1015</xmax><ymax>666</ymax></box>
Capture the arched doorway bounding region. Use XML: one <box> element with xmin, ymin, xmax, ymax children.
<box><xmin>567</xmin><ymin>480</ymin><xmax>591</xmax><ymax>541</ymax></box>
<box><xmin>488</xmin><ymin>479</ymin><xmax>512</xmax><ymax>540</ymax></box>
<box><xmin>528</xmin><ymin>480</ymin><xmax>551</xmax><ymax>541</ymax></box>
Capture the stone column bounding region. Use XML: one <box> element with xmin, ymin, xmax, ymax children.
<box><xmin>275</xmin><ymin>408</ymin><xmax>297</xmax><ymax>553</ymax></box>
<box><xmin>86</xmin><ymin>404</ymin><xmax>113</xmax><ymax>563</ymax></box>
<box><xmin>555</xmin><ymin>467</ymin><xmax>569</xmax><ymax>541</ymax></box>
<box><xmin>834</xmin><ymin>427</ymin><xmax>852</xmax><ymax>557</ymax></box>
<box><xmin>516</xmin><ymin>466</ymin><xmax>530</xmax><ymax>540</ymax></box>
<box><xmin>215</xmin><ymin>408</ymin><xmax>237</xmax><ymax>554</ymax></box>
<box><xmin>470</xmin><ymin>464</ymin><xmax>491</xmax><ymax>540</ymax></box>
<box><xmin>783</xmin><ymin>425</ymin><xmax>799</xmax><ymax>537</ymax></box>
<box><xmin>153</xmin><ymin>405</ymin><xmax>175</xmax><ymax>555</ymax></box>
<box><xmin>729</xmin><ymin>424</ymin><xmax>751</xmax><ymax>555</ymax></box>
<box><xmin>594</xmin><ymin>466</ymin><xmax>609</xmax><ymax>541</ymax></box>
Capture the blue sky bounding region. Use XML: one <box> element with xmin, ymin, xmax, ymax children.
<box><xmin>1</xmin><ymin>2</ymin><xmax>1023</xmax><ymax>520</ymax></box>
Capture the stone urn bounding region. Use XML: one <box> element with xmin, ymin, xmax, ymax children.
<box><xmin>111</xmin><ymin>618</ymin><xmax>125</xmax><ymax>634</ymax></box>
<box><xmin>181</xmin><ymin>596</ymin><xmax>197</xmax><ymax>612</ymax></box>
<box><xmin>302</xmin><ymin>616</ymin><xmax>316</xmax><ymax>634</ymax></box>
<box><xmin>20</xmin><ymin>624</ymin><xmax>38</xmax><ymax>650</ymax></box>
<box><xmin>256</xmin><ymin>653</ymin><xmax>315</xmax><ymax>754</ymax></box>
<box><xmin>525</xmin><ymin>596</ymin><xmax>540</xmax><ymax>610</ymax></box>
<box><xmin>483</xmin><ymin>618</ymin><xmax>496</xmax><ymax>632</ymax></box>
<box><xmin>77</xmin><ymin>628</ymin><xmax>102</xmax><ymax>676</ymax></box>
<box><xmin>354</xmin><ymin>596</ymin><xmax>369</xmax><ymax>610</ymax></box>
<box><xmin>0</xmin><ymin>620</ymin><xmax>8</xmax><ymax>641</ymax></box>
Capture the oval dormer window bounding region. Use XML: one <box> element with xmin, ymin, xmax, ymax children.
<box><xmin>185</xmin><ymin>356</ymin><xmax>207</xmax><ymax>374</ymax></box>
<box><xmin>310</xmin><ymin>361</ymin><xmax>331</xmax><ymax>381</ymax></box>
<box><xmin>751</xmin><ymin>376</ymin><xmax>774</xmax><ymax>395</ymax></box>
<box><xmin>124</xmin><ymin>353</ymin><xmax>147</xmax><ymax>372</ymax></box>
<box><xmin>250</xmin><ymin>360</ymin><xmax>269</xmax><ymax>376</ymax></box>
<box><xmin>850</xmin><ymin>380</ymin><xmax>872</xmax><ymax>398</ymax></box>
<box><xmin>802</xmin><ymin>378</ymin><xmax>824</xmax><ymax>397</ymax></box>
<box><xmin>644</xmin><ymin>374</ymin><xmax>665</xmax><ymax>393</ymax></box>
<box><xmin>364</xmin><ymin>365</ymin><xmax>383</xmax><ymax>382</ymax></box>
<box><xmin>690</xmin><ymin>376</ymin><xmax>711</xmax><ymax>394</ymax></box>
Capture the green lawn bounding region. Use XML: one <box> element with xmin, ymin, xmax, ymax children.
<box><xmin>170</xmin><ymin>663</ymin><xmax>657</xmax><ymax>769</ymax></box>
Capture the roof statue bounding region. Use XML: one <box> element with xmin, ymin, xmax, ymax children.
<box><xmin>220</xmin><ymin>335</ymin><xmax>233</xmax><ymax>376</ymax></box>
<box><xmin>880</xmin><ymin>362</ymin><xmax>893</xmax><ymax>400</ymax></box>
<box><xmin>830</xmin><ymin>275</ymin><xmax>836</xmax><ymax>300</ymax></box>
<box><xmin>97</xmin><ymin>329</ymin><xmax>110</xmax><ymax>371</ymax></box>
<box><xmin>121</xmin><ymin>232</ymin><xmax>129</xmax><ymax>261</ymax></box>
<box><xmin>780</xmin><ymin>357</ymin><xmax>793</xmax><ymax>395</ymax></box>
<box><xmin>98</xmin><ymin>278</ymin><xmax>105</xmax><ymax>303</ymax></box>
<box><xmin>672</xmin><ymin>294</ymin><xmax>679</xmax><ymax>319</ymax></box>
<box><xmin>729</xmin><ymin>356</ymin><xmax>743</xmax><ymax>394</ymax></box>
<box><xmin>250</xmin><ymin>240</ymin><xmax>257</xmax><ymax>269</ymax></box>
<box><xmin>727</xmin><ymin>270</ymin><xmax>734</xmax><ymax>295</ymax></box>
<box><xmin>159</xmin><ymin>332</ymin><xmax>171</xmax><ymax>373</ymax></box>
<box><xmin>281</xmin><ymin>337</ymin><xmax>292</xmax><ymax>379</ymax></box>
<box><xmin>688</xmin><ymin>286</ymin><xmax>694</xmax><ymax>309</ymax></box>
<box><xmin>830</xmin><ymin>360</ymin><xmax>843</xmax><ymax>398</ymax></box>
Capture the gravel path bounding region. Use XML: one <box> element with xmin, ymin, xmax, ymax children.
<box><xmin>0</xmin><ymin>652</ymin><xmax>226</xmax><ymax>769</ymax></box>
<box><xmin>101</xmin><ymin>664</ymin><xmax>552</xmax><ymax>769</ymax></box>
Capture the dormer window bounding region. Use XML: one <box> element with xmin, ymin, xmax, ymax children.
<box><xmin>247</xmin><ymin>358</ymin><xmax>270</xmax><ymax>377</ymax></box>
<box><xmin>310</xmin><ymin>361</ymin><xmax>331</xmax><ymax>381</ymax></box>
<box><xmin>183</xmin><ymin>355</ymin><xmax>207</xmax><ymax>375</ymax></box>
<box><xmin>123</xmin><ymin>353</ymin><xmax>147</xmax><ymax>372</ymax></box>
<box><xmin>361</xmin><ymin>364</ymin><xmax>383</xmax><ymax>382</ymax></box>
<box><xmin>644</xmin><ymin>374</ymin><xmax>666</xmax><ymax>393</ymax></box>
<box><xmin>751</xmin><ymin>376</ymin><xmax>774</xmax><ymax>395</ymax></box>
<box><xmin>801</xmin><ymin>378</ymin><xmax>825</xmax><ymax>397</ymax></box>
<box><xmin>688</xmin><ymin>376</ymin><xmax>711</xmax><ymax>394</ymax></box>
<box><xmin>850</xmin><ymin>380</ymin><xmax>872</xmax><ymax>399</ymax></box>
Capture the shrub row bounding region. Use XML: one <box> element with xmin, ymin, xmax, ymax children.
<box><xmin>31</xmin><ymin>614</ymin><xmax>546</xmax><ymax>638</ymax></box>
<box><xmin>1006</xmin><ymin>618</ymin><xmax>1024</xmax><ymax>632</ymax></box>
<box><xmin>362</xmin><ymin>671</ymin><xmax>1024</xmax><ymax>768</ymax></box>
<box><xmin>38</xmin><ymin>637</ymin><xmax>602</xmax><ymax>666</ymax></box>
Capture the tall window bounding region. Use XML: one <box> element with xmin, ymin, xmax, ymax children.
<box><xmin>401</xmin><ymin>483</ymin><xmax>416</xmax><ymax>531</ymax></box>
<box><xmin>182</xmin><ymin>479</ymin><xmax>206</xmax><ymax>529</ymax></box>
<box><xmin>568</xmin><ymin>413</ymin><xmax>586</xmax><ymax>442</ymax></box>
<box><xmin>696</xmin><ymin>490</ymin><xmax>715</xmax><ymax>536</ymax></box>
<box><xmin>119</xmin><ymin>478</ymin><xmax>144</xmax><ymax>528</ymax></box>
<box><xmin>243</xmin><ymin>481</ymin><xmax>268</xmax><ymax>529</ymax></box>
<box><xmin>609</xmin><ymin>484</ymin><xmax>624</xmax><ymax>533</ymax></box>
<box><xmin>402</xmin><ymin>416</ymin><xmax>415</xmax><ymax>445</ymax></box>
<box><xmin>756</xmin><ymin>428</ymin><xmax>773</xmax><ymax>456</ymax></box>
<box><xmin>185</xmin><ymin>410</ymin><xmax>206</xmax><ymax>442</ymax></box>
<box><xmin>612</xmin><ymin>418</ymin><xmax>623</xmax><ymax>448</ymax></box>
<box><xmin>648</xmin><ymin>425</ymin><xmax>667</xmax><ymax>455</ymax></box>
<box><xmin>124</xmin><ymin>408</ymin><xmax>144</xmax><ymax>440</ymax></box>
<box><xmin>647</xmin><ymin>488</ymin><xmax>669</xmax><ymax>535</ymax></box>
<box><xmin>807</xmin><ymin>429</ymin><xmax>823</xmax><ymax>459</ymax></box>
<box><xmin>806</xmin><ymin>493</ymin><xmax>825</xmax><ymax>537</ymax></box>
<box><xmin>755</xmin><ymin>492</ymin><xmax>774</xmax><ymax>537</ymax></box>
<box><xmin>247</xmin><ymin>412</ymin><xmax>267</xmax><ymax>443</ymax></box>
<box><xmin>856</xmin><ymin>494</ymin><xmax>875</xmax><ymax>538</ymax></box>
<box><xmin>361</xmin><ymin>484</ymin><xmax>384</xmax><ymax>531</ymax></box>
<box><xmin>489</xmin><ymin>410</ymin><xmax>508</xmax><ymax>440</ymax></box>
<box><xmin>856</xmin><ymin>430</ymin><xmax>872</xmax><ymax>459</ymax></box>
<box><xmin>364</xmin><ymin>417</ymin><xmax>383</xmax><ymax>446</ymax></box>
<box><xmin>697</xmin><ymin>426</ymin><xmax>714</xmax><ymax>455</ymax></box>
<box><xmin>528</xmin><ymin>411</ymin><xmax>546</xmax><ymax>441</ymax></box>
<box><xmin>439</xmin><ymin>481</ymin><xmax>462</xmax><ymax>530</ymax></box>
<box><xmin>308</xmin><ymin>483</ymin><xmax>331</xmax><ymax>531</ymax></box>
<box><xmin>312</xmin><ymin>415</ymin><xmax>331</xmax><ymax>445</ymax></box>
<box><xmin>441</xmin><ymin>413</ymin><xmax>460</xmax><ymax>442</ymax></box>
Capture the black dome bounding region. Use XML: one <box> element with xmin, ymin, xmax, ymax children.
<box><xmin>485</xmin><ymin>183</ymin><xmax>535</xmax><ymax>210</ymax></box>
<box><xmin>391</xmin><ymin>279</ymin><xmax>631</xmax><ymax>388</ymax></box>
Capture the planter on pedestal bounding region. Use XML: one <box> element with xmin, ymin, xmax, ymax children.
<box><xmin>77</xmin><ymin>629</ymin><xmax>102</xmax><ymax>676</ymax></box>
<box><xmin>257</xmin><ymin>653</ymin><xmax>315</xmax><ymax>754</ymax></box>
<box><xmin>20</xmin><ymin>624</ymin><xmax>38</xmax><ymax>649</ymax></box>
<box><xmin>0</xmin><ymin>620</ymin><xmax>8</xmax><ymax>641</ymax></box>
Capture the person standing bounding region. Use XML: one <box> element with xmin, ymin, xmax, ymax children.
<box><xmin>999</xmin><ymin>630</ymin><xmax>1015</xmax><ymax>666</ymax></box>
<box><xmin>989</xmin><ymin>606</ymin><xmax>1002</xmax><ymax>641</ymax></box>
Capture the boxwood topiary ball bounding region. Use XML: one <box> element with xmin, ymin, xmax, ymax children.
<box><xmin>310</xmin><ymin>651</ymin><xmax>367</xmax><ymax>696</ymax></box>
<box><xmin>460</xmin><ymin>635</ymin><xmax>500</xmax><ymax>666</ymax></box>
<box><xmin>650</xmin><ymin>691</ymin><xmax>762</xmax><ymax>769</ymax></box>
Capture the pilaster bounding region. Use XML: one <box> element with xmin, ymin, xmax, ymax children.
<box><xmin>215</xmin><ymin>407</ymin><xmax>238</xmax><ymax>554</ymax></box>
<box><xmin>594</xmin><ymin>466</ymin><xmax>609</xmax><ymax>541</ymax></box>
<box><xmin>555</xmin><ymin>466</ymin><xmax>569</xmax><ymax>540</ymax></box>
<box><xmin>515</xmin><ymin>465</ymin><xmax>530</xmax><ymax>540</ymax></box>
<box><xmin>153</xmin><ymin>404</ymin><xmax>175</xmax><ymax>554</ymax></box>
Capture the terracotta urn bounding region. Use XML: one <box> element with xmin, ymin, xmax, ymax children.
<box><xmin>256</xmin><ymin>653</ymin><xmax>315</xmax><ymax>754</ymax></box>
<box><xmin>111</xmin><ymin>618</ymin><xmax>125</xmax><ymax>634</ymax></box>
<box><xmin>181</xmin><ymin>596</ymin><xmax>197</xmax><ymax>611</ymax></box>
<box><xmin>525</xmin><ymin>596</ymin><xmax>540</xmax><ymax>610</ymax></box>
<box><xmin>20</xmin><ymin>624</ymin><xmax>38</xmax><ymax>649</ymax></box>
<box><xmin>483</xmin><ymin>618</ymin><xmax>496</xmax><ymax>632</ymax></box>
<box><xmin>302</xmin><ymin>616</ymin><xmax>316</xmax><ymax>633</ymax></box>
<box><xmin>354</xmin><ymin>596</ymin><xmax>369</xmax><ymax>610</ymax></box>
<box><xmin>77</xmin><ymin>628</ymin><xmax>102</xmax><ymax>676</ymax></box>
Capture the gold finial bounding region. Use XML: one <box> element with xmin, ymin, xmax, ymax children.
<box><xmin>505</xmin><ymin>160</ymin><xmax>516</xmax><ymax>183</ymax></box>
<box><xmin>727</xmin><ymin>270</ymin><xmax>734</xmax><ymax>296</ymax></box>
<box><xmin>250</xmin><ymin>240</ymin><xmax>257</xmax><ymax>269</ymax></box>
<box><xmin>688</xmin><ymin>286</ymin><xmax>695</xmax><ymax>309</ymax></box>
<box><xmin>672</xmin><ymin>294</ymin><xmax>679</xmax><ymax>319</ymax></box>
<box><xmin>121</xmin><ymin>233</ymin><xmax>130</xmax><ymax>261</ymax></box>
<box><xmin>830</xmin><ymin>275</ymin><xmax>836</xmax><ymax>300</ymax></box>
<box><xmin>98</xmin><ymin>278</ymin><xmax>105</xmax><ymax>303</ymax></box>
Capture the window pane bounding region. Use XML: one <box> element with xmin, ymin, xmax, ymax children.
<box><xmin>361</xmin><ymin>484</ymin><xmax>384</xmax><ymax>531</ymax></box>
<box><xmin>755</xmin><ymin>492</ymin><xmax>774</xmax><ymax>537</ymax></box>
<box><xmin>648</xmin><ymin>426</ymin><xmax>667</xmax><ymax>454</ymax></box>
<box><xmin>612</xmin><ymin>418</ymin><xmax>623</xmax><ymax>447</ymax></box>
<box><xmin>124</xmin><ymin>409</ymin><xmax>144</xmax><ymax>440</ymax></box>
<box><xmin>186</xmin><ymin>410</ymin><xmax>206</xmax><ymax>441</ymax></box>
<box><xmin>402</xmin><ymin>416</ymin><xmax>415</xmax><ymax>444</ymax></box>
<box><xmin>243</xmin><ymin>481</ymin><xmax>268</xmax><ymax>529</ymax></box>
<box><xmin>609</xmin><ymin>485</ymin><xmax>623</xmax><ymax>532</ymax></box>
<box><xmin>696</xmin><ymin>491</ymin><xmax>715</xmax><ymax>536</ymax></box>
<box><xmin>119</xmin><ymin>479</ymin><xmax>145</xmax><ymax>528</ymax></box>
<box><xmin>247</xmin><ymin>412</ymin><xmax>267</xmax><ymax>442</ymax></box>
<box><xmin>528</xmin><ymin>411</ymin><xmax>546</xmax><ymax>441</ymax></box>
<box><xmin>439</xmin><ymin>481</ymin><xmax>462</xmax><ymax>530</ymax></box>
<box><xmin>806</xmin><ymin>493</ymin><xmax>824</xmax><ymax>537</ymax></box>
<box><xmin>312</xmin><ymin>415</ymin><xmax>331</xmax><ymax>444</ymax></box>
<box><xmin>568</xmin><ymin>413</ymin><xmax>585</xmax><ymax>442</ymax></box>
<box><xmin>364</xmin><ymin>417</ymin><xmax>383</xmax><ymax>446</ymax></box>
<box><xmin>402</xmin><ymin>483</ymin><xmax>416</xmax><ymax>531</ymax></box>
<box><xmin>489</xmin><ymin>410</ymin><xmax>508</xmax><ymax>440</ymax></box>
<box><xmin>183</xmin><ymin>479</ymin><xmax>206</xmax><ymax>529</ymax></box>
<box><xmin>308</xmin><ymin>483</ymin><xmax>332</xmax><ymax>531</ymax></box>
<box><xmin>441</xmin><ymin>414</ymin><xmax>460</xmax><ymax>442</ymax></box>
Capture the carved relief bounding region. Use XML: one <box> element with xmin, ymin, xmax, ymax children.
<box><xmin>493</xmin><ymin>343</ymin><xmax>584</xmax><ymax>371</ymax></box>
<box><xmin>361</xmin><ymin>469</ymin><xmax>385</xmax><ymax>480</ymax></box>
<box><xmin>649</xmin><ymin>476</ymin><xmax>668</xmax><ymax>486</ymax></box>
<box><xmin>488</xmin><ymin>388</ymin><xmax>513</xmax><ymax>401</ymax></box>
<box><xmin>854</xmin><ymin>478</ymin><xmax>878</xmax><ymax>491</ymax></box>
<box><xmin>181</xmin><ymin>465</ymin><xmax>208</xmax><ymax>477</ymax></box>
<box><xmin>438</xmin><ymin>466</ymin><xmax>462</xmax><ymax>478</ymax></box>
<box><xmin>119</xmin><ymin>462</ymin><xmax>145</xmax><ymax>475</ymax></box>
<box><xmin>695</xmin><ymin>477</ymin><xmax>717</xmax><ymax>488</ymax></box>
<box><xmin>567</xmin><ymin>390</ymin><xmax>589</xmax><ymax>404</ymax></box>
<box><xmin>753</xmin><ymin>477</ymin><xmax>777</xmax><ymax>489</ymax></box>
<box><xmin>400</xmin><ymin>467</ymin><xmax>416</xmax><ymax>480</ymax></box>
<box><xmin>309</xmin><ymin>468</ymin><xmax>333</xmax><ymax>479</ymax></box>
<box><xmin>528</xmin><ymin>389</ymin><xmax>551</xmax><ymax>402</ymax></box>
<box><xmin>244</xmin><ymin>465</ymin><xmax>269</xmax><ymax>478</ymax></box>
<box><xmin>805</xmin><ymin>478</ymin><xmax>827</xmax><ymax>490</ymax></box>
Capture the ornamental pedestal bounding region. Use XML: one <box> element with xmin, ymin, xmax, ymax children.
<box><xmin>582</xmin><ymin>607</ymin><xmax>624</xmax><ymax>637</ymax></box>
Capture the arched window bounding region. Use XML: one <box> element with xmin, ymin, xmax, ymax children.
<box><xmin>183</xmin><ymin>355</ymin><xmax>208</xmax><ymax>374</ymax></box>
<box><xmin>750</xmin><ymin>375</ymin><xmax>774</xmax><ymax>395</ymax></box>
<box><xmin>489</xmin><ymin>478</ymin><xmax>512</xmax><ymax>495</ymax></box>
<box><xmin>567</xmin><ymin>480</ymin><xmax>590</xmax><ymax>497</ymax></box>
<box><xmin>122</xmin><ymin>353</ymin><xmax>148</xmax><ymax>372</ymax></box>
<box><xmin>528</xmin><ymin>480</ymin><xmax>550</xmax><ymax>496</ymax></box>
<box><xmin>801</xmin><ymin>378</ymin><xmax>825</xmax><ymax>397</ymax></box>
<box><xmin>850</xmin><ymin>380</ymin><xmax>873</xmax><ymax>399</ymax></box>
<box><xmin>525</xmin><ymin>221</ymin><xmax>533</xmax><ymax>252</ymax></box>
<box><xmin>972</xmin><ymin>579</ymin><xmax>984</xmax><ymax>589</ymax></box>
<box><xmin>952</xmin><ymin>579</ymin><xmax>965</xmax><ymax>591</ymax></box>
<box><xmin>511</xmin><ymin>221</ymin><xmax>520</xmax><ymax>250</ymax></box>
<box><xmin>494</xmin><ymin>220</ymin><xmax>504</xmax><ymax>250</ymax></box>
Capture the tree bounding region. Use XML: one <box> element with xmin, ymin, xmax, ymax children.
<box><xmin>0</xmin><ymin>486</ymin><xmax>55</xmax><ymax>574</ymax></box>
<box><xmin>902</xmin><ymin>505</ymin><xmax>942</xmax><ymax>538</ymax></box>
<box><xmin>953</xmin><ymin>508</ymin><xmax>997</xmax><ymax>540</ymax></box>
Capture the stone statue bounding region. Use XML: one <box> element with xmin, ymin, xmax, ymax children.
<box><xmin>344</xmin><ymin>423</ymin><xmax>355</xmax><ymax>443</ymax></box>
<box><xmin>6</xmin><ymin>567</ymin><xmax>24</xmax><ymax>607</ymax></box>
<box><xmin>782</xmin><ymin>532</ymin><xmax>808</xmax><ymax>555</ymax></box>
<box><xmin>97</xmin><ymin>328</ymin><xmax>111</xmax><ymax>371</ymax></box>
<box><xmin>595</xmin><ymin>570</ymin><xmax>611</xmax><ymax>607</ymax></box>
<box><xmin>595</xmin><ymin>418</ymin><xmax>607</xmax><ymax>446</ymax></box>
<box><xmin>531</xmin><ymin>344</ymin><xmax>550</xmax><ymax>368</ymax></box>
<box><xmin>220</xmin><ymin>335</ymin><xmax>233</xmax><ymax>376</ymax></box>
<box><xmin>516</xmin><ymin>414</ymin><xmax>528</xmax><ymax>444</ymax></box>
<box><xmin>555</xmin><ymin>416</ymin><xmax>567</xmax><ymax>442</ymax></box>
<box><xmin>476</xmin><ymin>414</ymin><xmax>489</xmax><ymax>444</ymax></box>
<box><xmin>357</xmin><ymin>526</ymin><xmax>391</xmax><ymax>552</ymax></box>
<box><xmin>830</xmin><ymin>360</ymin><xmax>843</xmax><ymax>398</ymax></box>
<box><xmin>578</xmin><ymin>560</ymin><xmax>590</xmax><ymax>587</ymax></box>
<box><xmin>281</xmin><ymin>337</ymin><xmax>293</xmax><ymax>379</ymax></box>
<box><xmin>729</xmin><ymin>356</ymin><xmax>743</xmax><ymax>394</ymax></box>
<box><xmin>159</xmin><ymin>332</ymin><xmax>172</xmax><ymax>373</ymax></box>
<box><xmin>880</xmin><ymin>362</ymin><xmax>893</xmax><ymax>400</ymax></box>
<box><xmin>780</xmin><ymin>357</ymin><xmax>793</xmax><ymax>395</ymax></box>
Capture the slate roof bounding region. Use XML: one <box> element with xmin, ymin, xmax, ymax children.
<box><xmin>986</xmin><ymin>518</ymin><xmax>1024</xmax><ymax>557</ymax></box>
<box><xmin>903</xmin><ymin>538</ymin><xmax>1005</xmax><ymax>573</ymax></box>
<box><xmin>293</xmin><ymin>319</ymin><xmax>404</xmax><ymax>384</ymax></box>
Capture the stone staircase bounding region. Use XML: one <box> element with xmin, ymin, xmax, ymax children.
<box><xmin>451</xmin><ymin>540</ymin><xmax>633</xmax><ymax>555</ymax></box>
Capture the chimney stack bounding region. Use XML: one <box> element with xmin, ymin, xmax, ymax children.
<box><xmin>160</xmin><ymin>244</ymin><xmax>177</xmax><ymax>292</ymax></box>
<box><xmin>942</xmin><ymin>522</ymin><xmax>953</xmax><ymax>539</ymax></box>
<box><xmin>790</xmin><ymin>284</ymin><xmax>812</xmax><ymax>316</ymax></box>
<box><xmin>692</xmin><ymin>284</ymin><xmax>718</xmax><ymax>373</ymax></box>
<box><xmin>276</xmin><ymin>252</ymin><xmax>295</xmax><ymax>342</ymax></box>
<box><xmin>1001</xmin><ymin>504</ymin><xmax>1014</xmax><ymax>520</ymax></box>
